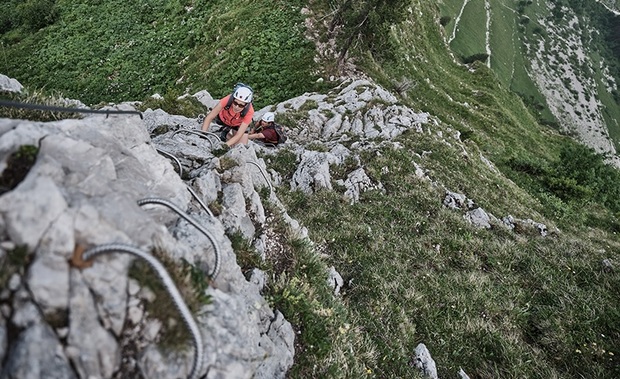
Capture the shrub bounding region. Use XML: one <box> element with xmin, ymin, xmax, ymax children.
<box><xmin>17</xmin><ymin>0</ymin><xmax>58</xmax><ymax>31</ymax></box>
<box><xmin>440</xmin><ymin>16</ymin><xmax>452</xmax><ymax>27</ymax></box>
<box><xmin>462</xmin><ymin>53</ymin><xmax>489</xmax><ymax>65</ymax></box>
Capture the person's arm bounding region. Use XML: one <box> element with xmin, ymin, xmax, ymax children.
<box><xmin>226</xmin><ymin>122</ymin><xmax>250</xmax><ymax>146</ymax></box>
<box><xmin>248</xmin><ymin>132</ymin><xmax>265</xmax><ymax>140</ymax></box>
<box><xmin>201</xmin><ymin>103</ymin><xmax>223</xmax><ymax>132</ymax></box>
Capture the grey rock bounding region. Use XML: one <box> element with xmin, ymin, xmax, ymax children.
<box><xmin>1</xmin><ymin>323</ymin><xmax>76</xmax><ymax>379</ymax></box>
<box><xmin>443</xmin><ymin>191</ymin><xmax>472</xmax><ymax>210</ymax></box>
<box><xmin>0</xmin><ymin>74</ymin><xmax>23</xmax><ymax>93</ymax></box>
<box><xmin>0</xmin><ymin>175</ymin><xmax>68</xmax><ymax>249</ymax></box>
<box><xmin>192</xmin><ymin>90</ymin><xmax>218</xmax><ymax>109</ymax></box>
<box><xmin>138</xmin><ymin>345</ymin><xmax>192</xmax><ymax>379</ymax></box>
<box><xmin>191</xmin><ymin>170</ymin><xmax>222</xmax><ymax>205</ymax></box>
<box><xmin>142</xmin><ymin>108</ymin><xmax>199</xmax><ymax>135</ymax></box>
<box><xmin>221</xmin><ymin>182</ymin><xmax>255</xmax><ymax>240</ymax></box>
<box><xmin>340</xmin><ymin>167</ymin><xmax>383</xmax><ymax>204</ymax></box>
<box><xmin>0</xmin><ymin>304</ymin><xmax>9</xmax><ymax>318</ymax></box>
<box><xmin>7</xmin><ymin>273</ymin><xmax>20</xmax><ymax>292</ymax></box>
<box><xmin>67</xmin><ymin>269</ymin><xmax>120</xmax><ymax>379</ymax></box>
<box><xmin>464</xmin><ymin>208</ymin><xmax>491</xmax><ymax>229</ymax></box>
<box><xmin>27</xmin><ymin>254</ymin><xmax>70</xmax><ymax>315</ymax></box>
<box><xmin>11</xmin><ymin>289</ymin><xmax>41</xmax><ymax>328</ymax></box>
<box><xmin>249</xmin><ymin>268</ymin><xmax>267</xmax><ymax>291</ymax></box>
<box><xmin>0</xmin><ymin>314</ymin><xmax>6</xmax><ymax>365</ymax></box>
<box><xmin>458</xmin><ymin>367</ymin><xmax>471</xmax><ymax>379</ymax></box>
<box><xmin>0</xmin><ymin>74</ymin><xmax>456</xmax><ymax>378</ymax></box>
<box><xmin>601</xmin><ymin>258</ymin><xmax>613</xmax><ymax>273</ymax></box>
<box><xmin>413</xmin><ymin>343</ymin><xmax>438</xmax><ymax>379</ymax></box>
<box><xmin>291</xmin><ymin>150</ymin><xmax>333</xmax><ymax>194</ymax></box>
<box><xmin>327</xmin><ymin>266</ymin><xmax>344</xmax><ymax>295</ymax></box>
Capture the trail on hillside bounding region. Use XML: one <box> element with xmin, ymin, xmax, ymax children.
<box><xmin>485</xmin><ymin>0</ymin><xmax>492</xmax><ymax>68</ymax></box>
<box><xmin>449</xmin><ymin>0</ymin><xmax>471</xmax><ymax>44</ymax></box>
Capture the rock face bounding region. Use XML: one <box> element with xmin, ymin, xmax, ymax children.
<box><xmin>1</xmin><ymin>77</ymin><xmax>436</xmax><ymax>378</ymax></box>
<box><xmin>0</xmin><ymin>109</ymin><xmax>294</xmax><ymax>378</ymax></box>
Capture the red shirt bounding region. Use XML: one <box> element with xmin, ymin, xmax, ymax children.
<box><xmin>218</xmin><ymin>95</ymin><xmax>254</xmax><ymax>128</ymax></box>
<box><xmin>260</xmin><ymin>127</ymin><xmax>278</xmax><ymax>143</ymax></box>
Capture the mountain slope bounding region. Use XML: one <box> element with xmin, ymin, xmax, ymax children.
<box><xmin>2</xmin><ymin>0</ymin><xmax>620</xmax><ymax>378</ymax></box>
<box><xmin>439</xmin><ymin>0</ymin><xmax>620</xmax><ymax>164</ymax></box>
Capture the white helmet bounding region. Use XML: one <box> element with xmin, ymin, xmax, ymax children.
<box><xmin>233</xmin><ymin>86</ymin><xmax>253</xmax><ymax>103</ymax></box>
<box><xmin>261</xmin><ymin>112</ymin><xmax>275</xmax><ymax>123</ymax></box>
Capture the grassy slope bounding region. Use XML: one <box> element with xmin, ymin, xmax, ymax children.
<box><xmin>2</xmin><ymin>0</ymin><xmax>620</xmax><ymax>378</ymax></box>
<box><xmin>449</xmin><ymin>0</ymin><xmax>487</xmax><ymax>60</ymax></box>
<box><xmin>276</xmin><ymin>1</ymin><xmax>620</xmax><ymax>378</ymax></box>
<box><xmin>488</xmin><ymin>0</ymin><xmax>516</xmax><ymax>88</ymax></box>
<box><xmin>441</xmin><ymin>0</ymin><xmax>620</xmax><ymax>138</ymax></box>
<box><xmin>0</xmin><ymin>0</ymin><xmax>320</xmax><ymax>108</ymax></box>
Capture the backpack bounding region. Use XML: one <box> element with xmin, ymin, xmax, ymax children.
<box><xmin>224</xmin><ymin>82</ymin><xmax>253</xmax><ymax>117</ymax></box>
<box><xmin>271</xmin><ymin>123</ymin><xmax>288</xmax><ymax>144</ymax></box>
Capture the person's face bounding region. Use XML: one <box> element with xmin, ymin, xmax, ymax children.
<box><xmin>232</xmin><ymin>99</ymin><xmax>246</xmax><ymax>111</ymax></box>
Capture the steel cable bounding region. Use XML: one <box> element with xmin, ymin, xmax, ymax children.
<box><xmin>246</xmin><ymin>161</ymin><xmax>273</xmax><ymax>194</ymax></box>
<box><xmin>171</xmin><ymin>129</ymin><xmax>221</xmax><ymax>149</ymax></box>
<box><xmin>156</xmin><ymin>148</ymin><xmax>183</xmax><ymax>177</ymax></box>
<box><xmin>0</xmin><ymin>99</ymin><xmax>143</xmax><ymax>118</ymax></box>
<box><xmin>81</xmin><ymin>243</ymin><xmax>204</xmax><ymax>379</ymax></box>
<box><xmin>187</xmin><ymin>185</ymin><xmax>215</xmax><ymax>218</ymax></box>
<box><xmin>137</xmin><ymin>197</ymin><xmax>221</xmax><ymax>279</ymax></box>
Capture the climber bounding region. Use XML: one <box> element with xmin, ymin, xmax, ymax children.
<box><xmin>201</xmin><ymin>84</ymin><xmax>255</xmax><ymax>147</ymax></box>
<box><xmin>248</xmin><ymin>112</ymin><xmax>288</xmax><ymax>145</ymax></box>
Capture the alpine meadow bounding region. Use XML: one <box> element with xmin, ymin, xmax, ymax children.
<box><xmin>1</xmin><ymin>0</ymin><xmax>620</xmax><ymax>378</ymax></box>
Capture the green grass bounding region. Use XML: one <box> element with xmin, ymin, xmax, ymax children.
<box><xmin>3</xmin><ymin>0</ymin><xmax>620</xmax><ymax>378</ymax></box>
<box><xmin>1</xmin><ymin>0</ymin><xmax>324</xmax><ymax>108</ymax></box>
<box><xmin>274</xmin><ymin>141</ymin><xmax>620</xmax><ymax>378</ymax></box>
<box><xmin>449</xmin><ymin>0</ymin><xmax>488</xmax><ymax>61</ymax></box>
<box><xmin>128</xmin><ymin>247</ymin><xmax>211</xmax><ymax>352</ymax></box>
<box><xmin>488</xmin><ymin>0</ymin><xmax>517</xmax><ymax>88</ymax></box>
<box><xmin>264</xmin><ymin>2</ymin><xmax>620</xmax><ymax>377</ymax></box>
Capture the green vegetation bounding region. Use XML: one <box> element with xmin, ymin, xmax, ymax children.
<box><xmin>439</xmin><ymin>0</ymin><xmax>620</xmax><ymax>140</ymax></box>
<box><xmin>0</xmin><ymin>0</ymin><xmax>321</xmax><ymax>108</ymax></box>
<box><xmin>3</xmin><ymin>0</ymin><xmax>620</xmax><ymax>378</ymax></box>
<box><xmin>128</xmin><ymin>248</ymin><xmax>211</xmax><ymax>351</ymax></box>
<box><xmin>260</xmin><ymin>1</ymin><xmax>620</xmax><ymax>377</ymax></box>
<box><xmin>137</xmin><ymin>92</ymin><xmax>208</xmax><ymax>118</ymax></box>
<box><xmin>0</xmin><ymin>89</ymin><xmax>84</xmax><ymax>121</ymax></box>
<box><xmin>450</xmin><ymin>0</ymin><xmax>488</xmax><ymax>63</ymax></box>
<box><xmin>0</xmin><ymin>245</ymin><xmax>30</xmax><ymax>290</ymax></box>
<box><xmin>0</xmin><ymin>145</ymin><xmax>39</xmax><ymax>195</ymax></box>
